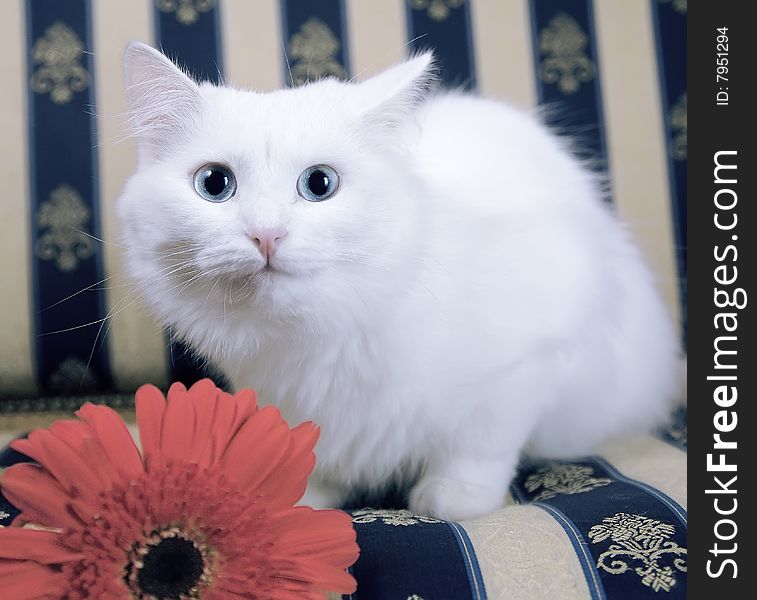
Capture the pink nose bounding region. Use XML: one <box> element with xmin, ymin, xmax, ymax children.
<box><xmin>250</xmin><ymin>227</ymin><xmax>287</xmax><ymax>261</ymax></box>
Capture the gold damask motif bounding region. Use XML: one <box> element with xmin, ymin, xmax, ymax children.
<box><xmin>658</xmin><ymin>0</ymin><xmax>687</xmax><ymax>14</ymax></box>
<box><xmin>352</xmin><ymin>509</ymin><xmax>442</xmax><ymax>526</ymax></box>
<box><xmin>409</xmin><ymin>0</ymin><xmax>465</xmax><ymax>22</ymax></box>
<box><xmin>288</xmin><ymin>18</ymin><xmax>347</xmax><ymax>85</ymax></box>
<box><xmin>667</xmin><ymin>422</ymin><xmax>688</xmax><ymax>445</ymax></box>
<box><xmin>155</xmin><ymin>0</ymin><xmax>214</xmax><ymax>25</ymax></box>
<box><xmin>589</xmin><ymin>513</ymin><xmax>687</xmax><ymax>592</ymax></box>
<box><xmin>525</xmin><ymin>464</ymin><xmax>612</xmax><ymax>501</ymax></box>
<box><xmin>539</xmin><ymin>13</ymin><xmax>595</xmax><ymax>95</ymax></box>
<box><xmin>30</xmin><ymin>22</ymin><xmax>89</xmax><ymax>104</ymax></box>
<box><xmin>49</xmin><ymin>357</ymin><xmax>97</xmax><ymax>393</ymax></box>
<box><xmin>670</xmin><ymin>93</ymin><xmax>687</xmax><ymax>160</ymax></box>
<box><xmin>36</xmin><ymin>184</ymin><xmax>95</xmax><ymax>272</ymax></box>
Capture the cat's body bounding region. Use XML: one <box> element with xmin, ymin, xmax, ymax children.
<box><xmin>118</xmin><ymin>44</ymin><xmax>681</xmax><ymax>520</ymax></box>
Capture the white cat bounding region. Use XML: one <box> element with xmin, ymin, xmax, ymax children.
<box><xmin>117</xmin><ymin>43</ymin><xmax>681</xmax><ymax>520</ymax></box>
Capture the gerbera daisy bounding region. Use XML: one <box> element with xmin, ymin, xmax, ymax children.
<box><xmin>0</xmin><ymin>379</ymin><xmax>359</xmax><ymax>599</ymax></box>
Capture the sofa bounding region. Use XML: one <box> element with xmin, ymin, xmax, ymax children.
<box><xmin>1</xmin><ymin>1</ymin><xmax>686</xmax><ymax>598</ymax></box>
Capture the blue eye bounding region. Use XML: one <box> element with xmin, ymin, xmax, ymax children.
<box><xmin>297</xmin><ymin>165</ymin><xmax>340</xmax><ymax>202</ymax></box>
<box><xmin>193</xmin><ymin>164</ymin><xmax>236</xmax><ymax>202</ymax></box>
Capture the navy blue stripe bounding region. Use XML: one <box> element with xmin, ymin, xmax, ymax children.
<box><xmin>280</xmin><ymin>0</ymin><xmax>350</xmax><ymax>85</ymax></box>
<box><xmin>658</xmin><ymin>406</ymin><xmax>688</xmax><ymax>451</ymax></box>
<box><xmin>535</xmin><ymin>503</ymin><xmax>607</xmax><ymax>600</ymax></box>
<box><xmin>529</xmin><ymin>0</ymin><xmax>610</xmax><ymax>179</ymax></box>
<box><xmin>0</xmin><ymin>441</ymin><xmax>31</xmax><ymax>526</ymax></box>
<box><xmin>651</xmin><ymin>0</ymin><xmax>687</xmax><ymax>342</ymax></box>
<box><xmin>26</xmin><ymin>0</ymin><xmax>112</xmax><ymax>394</ymax></box>
<box><xmin>154</xmin><ymin>0</ymin><xmax>224</xmax><ymax>83</ymax></box>
<box><xmin>347</xmin><ymin>511</ymin><xmax>483</xmax><ymax>599</ymax></box>
<box><xmin>406</xmin><ymin>0</ymin><xmax>476</xmax><ymax>89</ymax></box>
<box><xmin>152</xmin><ymin>0</ymin><xmax>226</xmax><ymax>387</ymax></box>
<box><xmin>513</xmin><ymin>457</ymin><xmax>688</xmax><ymax>598</ymax></box>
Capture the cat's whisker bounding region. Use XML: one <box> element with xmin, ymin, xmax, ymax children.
<box><xmin>84</xmin><ymin>285</ymin><xmax>150</xmax><ymax>378</ymax></box>
<box><xmin>282</xmin><ymin>42</ymin><xmax>295</xmax><ymax>87</ymax></box>
<box><xmin>42</xmin><ymin>271</ymin><xmax>123</xmax><ymax>312</ymax></box>
<box><xmin>202</xmin><ymin>272</ymin><xmax>226</xmax><ymax>309</ymax></box>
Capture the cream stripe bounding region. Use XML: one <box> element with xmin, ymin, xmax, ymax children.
<box><xmin>92</xmin><ymin>1</ymin><xmax>167</xmax><ymax>390</ymax></box>
<box><xmin>598</xmin><ymin>435</ymin><xmax>687</xmax><ymax>511</ymax></box>
<box><xmin>469</xmin><ymin>0</ymin><xmax>536</xmax><ymax>108</ymax></box>
<box><xmin>222</xmin><ymin>0</ymin><xmax>283</xmax><ymax>92</ymax></box>
<box><xmin>346</xmin><ymin>0</ymin><xmax>407</xmax><ymax>79</ymax></box>
<box><xmin>0</xmin><ymin>0</ymin><xmax>35</xmax><ymax>396</ymax></box>
<box><xmin>461</xmin><ymin>505</ymin><xmax>591</xmax><ymax>600</ymax></box>
<box><xmin>594</xmin><ymin>1</ymin><xmax>682</xmax><ymax>337</ymax></box>
<box><xmin>448</xmin><ymin>521</ymin><xmax>485</xmax><ymax>600</ymax></box>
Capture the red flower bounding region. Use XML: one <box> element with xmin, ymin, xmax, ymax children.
<box><xmin>0</xmin><ymin>379</ymin><xmax>358</xmax><ymax>599</ymax></box>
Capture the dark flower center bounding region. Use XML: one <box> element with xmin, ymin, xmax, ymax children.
<box><xmin>138</xmin><ymin>537</ymin><xmax>203</xmax><ymax>598</ymax></box>
<box><xmin>126</xmin><ymin>528</ymin><xmax>209</xmax><ymax>599</ymax></box>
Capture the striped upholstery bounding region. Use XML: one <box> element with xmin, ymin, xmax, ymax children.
<box><xmin>0</xmin><ymin>431</ymin><xmax>688</xmax><ymax>598</ymax></box>
<box><xmin>0</xmin><ymin>0</ymin><xmax>685</xmax><ymax>400</ymax></box>
<box><xmin>1</xmin><ymin>3</ymin><xmax>686</xmax><ymax>598</ymax></box>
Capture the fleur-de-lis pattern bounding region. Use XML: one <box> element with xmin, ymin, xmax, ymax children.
<box><xmin>539</xmin><ymin>12</ymin><xmax>596</xmax><ymax>95</ymax></box>
<box><xmin>30</xmin><ymin>22</ymin><xmax>89</xmax><ymax>104</ymax></box>
<box><xmin>35</xmin><ymin>184</ymin><xmax>95</xmax><ymax>272</ymax></box>
<box><xmin>670</xmin><ymin>93</ymin><xmax>687</xmax><ymax>160</ymax></box>
<box><xmin>658</xmin><ymin>0</ymin><xmax>687</xmax><ymax>14</ymax></box>
<box><xmin>352</xmin><ymin>509</ymin><xmax>443</xmax><ymax>527</ymax></box>
<box><xmin>409</xmin><ymin>0</ymin><xmax>465</xmax><ymax>22</ymax></box>
<box><xmin>589</xmin><ymin>513</ymin><xmax>687</xmax><ymax>592</ymax></box>
<box><xmin>155</xmin><ymin>0</ymin><xmax>214</xmax><ymax>26</ymax></box>
<box><xmin>524</xmin><ymin>463</ymin><xmax>613</xmax><ymax>501</ymax></box>
<box><xmin>287</xmin><ymin>18</ymin><xmax>347</xmax><ymax>85</ymax></box>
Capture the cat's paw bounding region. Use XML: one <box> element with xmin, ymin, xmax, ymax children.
<box><xmin>408</xmin><ymin>476</ymin><xmax>505</xmax><ymax>521</ymax></box>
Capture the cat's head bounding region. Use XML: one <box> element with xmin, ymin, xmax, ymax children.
<box><xmin>117</xmin><ymin>43</ymin><xmax>436</xmax><ymax>344</ymax></box>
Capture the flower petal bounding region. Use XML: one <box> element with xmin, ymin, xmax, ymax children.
<box><xmin>135</xmin><ymin>383</ymin><xmax>167</xmax><ymax>466</ymax></box>
<box><xmin>1</xmin><ymin>463</ymin><xmax>81</xmax><ymax>530</ymax></box>
<box><xmin>219</xmin><ymin>406</ymin><xmax>297</xmax><ymax>495</ymax></box>
<box><xmin>46</xmin><ymin>420</ymin><xmax>122</xmax><ymax>491</ymax></box>
<box><xmin>274</xmin><ymin>507</ymin><xmax>358</xmax><ymax>564</ymax></box>
<box><xmin>0</xmin><ymin>560</ymin><xmax>65</xmax><ymax>599</ymax></box>
<box><xmin>159</xmin><ymin>380</ymin><xmax>206</xmax><ymax>462</ymax></box>
<box><xmin>10</xmin><ymin>429</ymin><xmax>103</xmax><ymax>502</ymax></box>
<box><xmin>0</xmin><ymin>528</ymin><xmax>83</xmax><ymax>563</ymax></box>
<box><xmin>204</xmin><ymin>389</ymin><xmax>258</xmax><ymax>467</ymax></box>
<box><xmin>254</xmin><ymin>422</ymin><xmax>319</xmax><ymax>507</ymax></box>
<box><xmin>75</xmin><ymin>403</ymin><xmax>144</xmax><ymax>480</ymax></box>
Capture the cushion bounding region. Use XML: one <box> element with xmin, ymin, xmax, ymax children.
<box><xmin>1</xmin><ymin>409</ymin><xmax>687</xmax><ymax>599</ymax></box>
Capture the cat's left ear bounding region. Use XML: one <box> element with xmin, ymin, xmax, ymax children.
<box><xmin>355</xmin><ymin>52</ymin><xmax>437</xmax><ymax>126</ymax></box>
<box><xmin>123</xmin><ymin>42</ymin><xmax>201</xmax><ymax>156</ymax></box>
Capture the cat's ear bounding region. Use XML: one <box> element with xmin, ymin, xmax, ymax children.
<box><xmin>355</xmin><ymin>52</ymin><xmax>437</xmax><ymax>126</ymax></box>
<box><xmin>123</xmin><ymin>42</ymin><xmax>200</xmax><ymax>154</ymax></box>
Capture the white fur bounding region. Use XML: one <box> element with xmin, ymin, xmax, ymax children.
<box><xmin>118</xmin><ymin>43</ymin><xmax>681</xmax><ymax>520</ymax></box>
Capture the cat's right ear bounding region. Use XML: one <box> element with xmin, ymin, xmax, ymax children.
<box><xmin>354</xmin><ymin>52</ymin><xmax>437</xmax><ymax>128</ymax></box>
<box><xmin>123</xmin><ymin>42</ymin><xmax>200</xmax><ymax>156</ymax></box>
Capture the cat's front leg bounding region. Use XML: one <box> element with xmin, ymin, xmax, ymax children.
<box><xmin>408</xmin><ymin>454</ymin><xmax>517</xmax><ymax>521</ymax></box>
<box><xmin>408</xmin><ymin>363</ymin><xmax>549</xmax><ymax>521</ymax></box>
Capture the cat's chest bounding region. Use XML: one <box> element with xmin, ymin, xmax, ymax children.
<box><xmin>228</xmin><ymin>330</ymin><xmax>433</xmax><ymax>479</ymax></box>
